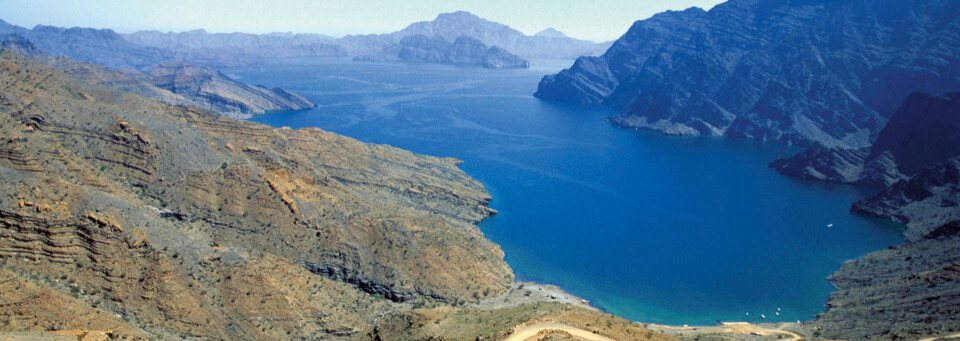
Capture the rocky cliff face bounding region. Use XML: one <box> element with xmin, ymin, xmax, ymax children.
<box><xmin>123</xmin><ymin>29</ymin><xmax>345</xmax><ymax>66</ymax></box>
<box><xmin>340</xmin><ymin>11</ymin><xmax>610</xmax><ymax>61</ymax></box>
<box><xmin>388</xmin><ymin>34</ymin><xmax>528</xmax><ymax>69</ymax></box>
<box><xmin>852</xmin><ymin>157</ymin><xmax>960</xmax><ymax>242</ymax></box>
<box><xmin>770</xmin><ymin>92</ymin><xmax>960</xmax><ymax>187</ymax></box>
<box><xmin>536</xmin><ymin>0</ymin><xmax>960</xmax><ymax>148</ymax></box>
<box><xmin>0</xmin><ymin>48</ymin><xmax>512</xmax><ymax>339</ymax></box>
<box><xmin>2</xmin><ymin>35</ymin><xmax>314</xmax><ymax>119</ymax></box>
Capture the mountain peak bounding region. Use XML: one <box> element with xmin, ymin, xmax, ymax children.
<box><xmin>1</xmin><ymin>34</ymin><xmax>40</xmax><ymax>56</ymax></box>
<box><xmin>534</xmin><ymin>28</ymin><xmax>568</xmax><ymax>38</ymax></box>
<box><xmin>436</xmin><ymin>11</ymin><xmax>482</xmax><ymax>21</ymax></box>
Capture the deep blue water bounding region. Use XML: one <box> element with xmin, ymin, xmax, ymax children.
<box><xmin>223</xmin><ymin>58</ymin><xmax>904</xmax><ymax>325</ymax></box>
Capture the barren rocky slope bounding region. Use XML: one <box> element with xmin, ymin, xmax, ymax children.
<box><xmin>0</xmin><ymin>47</ymin><xmax>509</xmax><ymax>339</ymax></box>
<box><xmin>0</xmin><ymin>47</ymin><xmax>672</xmax><ymax>340</ymax></box>
<box><xmin>535</xmin><ymin>0</ymin><xmax>960</xmax><ymax>148</ymax></box>
<box><xmin>818</xmin><ymin>217</ymin><xmax>960</xmax><ymax>339</ymax></box>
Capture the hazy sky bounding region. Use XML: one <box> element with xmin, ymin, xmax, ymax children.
<box><xmin>0</xmin><ymin>0</ymin><xmax>724</xmax><ymax>42</ymax></box>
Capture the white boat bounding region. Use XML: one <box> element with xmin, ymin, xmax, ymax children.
<box><xmin>761</xmin><ymin>314</ymin><xmax>766</xmax><ymax>319</ymax></box>
<box><xmin>827</xmin><ymin>223</ymin><xmax>834</xmax><ymax>227</ymax></box>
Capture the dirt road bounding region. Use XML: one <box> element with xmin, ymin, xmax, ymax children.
<box><xmin>505</xmin><ymin>322</ymin><xmax>615</xmax><ymax>341</ymax></box>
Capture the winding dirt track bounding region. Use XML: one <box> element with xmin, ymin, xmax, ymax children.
<box><xmin>504</xmin><ymin>322</ymin><xmax>615</xmax><ymax>341</ymax></box>
<box><xmin>918</xmin><ymin>332</ymin><xmax>960</xmax><ymax>341</ymax></box>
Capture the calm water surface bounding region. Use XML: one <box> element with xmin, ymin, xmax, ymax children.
<box><xmin>223</xmin><ymin>58</ymin><xmax>903</xmax><ymax>325</ymax></box>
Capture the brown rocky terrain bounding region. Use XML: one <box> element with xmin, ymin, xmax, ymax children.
<box><xmin>364</xmin><ymin>302</ymin><xmax>674</xmax><ymax>341</ymax></box>
<box><xmin>0</xmin><ymin>46</ymin><xmax>507</xmax><ymax>339</ymax></box>
<box><xmin>0</xmin><ymin>47</ymin><xmax>672</xmax><ymax>340</ymax></box>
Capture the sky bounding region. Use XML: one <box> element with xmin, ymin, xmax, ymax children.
<box><xmin>0</xmin><ymin>0</ymin><xmax>724</xmax><ymax>42</ymax></box>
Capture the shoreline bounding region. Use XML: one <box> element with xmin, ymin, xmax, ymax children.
<box><xmin>487</xmin><ymin>281</ymin><xmax>818</xmax><ymax>340</ymax></box>
<box><xmin>474</xmin><ymin>280</ymin><xmax>599</xmax><ymax>311</ymax></box>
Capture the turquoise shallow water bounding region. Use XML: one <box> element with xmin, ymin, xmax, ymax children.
<box><xmin>223</xmin><ymin>58</ymin><xmax>904</xmax><ymax>325</ymax></box>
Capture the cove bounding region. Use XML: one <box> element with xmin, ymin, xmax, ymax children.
<box><xmin>222</xmin><ymin>58</ymin><xmax>904</xmax><ymax>325</ymax></box>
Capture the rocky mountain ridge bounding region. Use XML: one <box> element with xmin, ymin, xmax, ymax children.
<box><xmin>2</xmin><ymin>34</ymin><xmax>315</xmax><ymax>118</ymax></box>
<box><xmin>0</xmin><ymin>19</ymin><xmax>171</xmax><ymax>71</ymax></box>
<box><xmin>770</xmin><ymin>92</ymin><xmax>960</xmax><ymax>187</ymax></box>
<box><xmin>535</xmin><ymin>0</ymin><xmax>960</xmax><ymax>148</ymax></box>
<box><xmin>123</xmin><ymin>29</ymin><xmax>345</xmax><ymax>66</ymax></box>
<box><xmin>340</xmin><ymin>11</ymin><xmax>610</xmax><ymax>61</ymax></box>
<box><xmin>4</xmin><ymin>12</ymin><xmax>608</xmax><ymax>70</ymax></box>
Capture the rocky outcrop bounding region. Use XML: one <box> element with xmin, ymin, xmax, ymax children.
<box><xmin>770</xmin><ymin>92</ymin><xmax>960</xmax><ymax>187</ymax></box>
<box><xmin>0</xmin><ymin>48</ymin><xmax>511</xmax><ymax>339</ymax></box>
<box><xmin>851</xmin><ymin>157</ymin><xmax>960</xmax><ymax>241</ymax></box>
<box><xmin>123</xmin><ymin>29</ymin><xmax>346</xmax><ymax>66</ymax></box>
<box><xmin>339</xmin><ymin>11</ymin><xmax>610</xmax><ymax>61</ymax></box>
<box><xmin>145</xmin><ymin>61</ymin><xmax>315</xmax><ymax>117</ymax></box>
<box><xmin>536</xmin><ymin>0</ymin><xmax>960</xmax><ymax>148</ymax></box>
<box><xmin>2</xmin><ymin>35</ymin><xmax>315</xmax><ymax>119</ymax></box>
<box><xmin>365</xmin><ymin>34</ymin><xmax>529</xmax><ymax>69</ymax></box>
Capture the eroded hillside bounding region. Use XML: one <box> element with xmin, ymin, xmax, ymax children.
<box><xmin>0</xmin><ymin>47</ymin><xmax>512</xmax><ymax>339</ymax></box>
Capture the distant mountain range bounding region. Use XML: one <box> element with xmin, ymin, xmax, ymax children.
<box><xmin>339</xmin><ymin>11</ymin><xmax>609</xmax><ymax>61</ymax></box>
<box><xmin>356</xmin><ymin>34</ymin><xmax>529</xmax><ymax>69</ymax></box>
<box><xmin>1</xmin><ymin>34</ymin><xmax>314</xmax><ymax>118</ymax></box>
<box><xmin>1</xmin><ymin>11</ymin><xmax>610</xmax><ymax>71</ymax></box>
<box><xmin>535</xmin><ymin>0</ymin><xmax>960</xmax><ymax>149</ymax></box>
<box><xmin>0</xmin><ymin>19</ymin><xmax>170</xmax><ymax>71</ymax></box>
<box><xmin>123</xmin><ymin>29</ymin><xmax>345</xmax><ymax>66</ymax></box>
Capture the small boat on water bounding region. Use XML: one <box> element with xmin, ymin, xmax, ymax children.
<box><xmin>761</xmin><ymin>314</ymin><xmax>766</xmax><ymax>319</ymax></box>
<box><xmin>827</xmin><ymin>223</ymin><xmax>834</xmax><ymax>227</ymax></box>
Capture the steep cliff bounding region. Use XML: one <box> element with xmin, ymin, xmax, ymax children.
<box><xmin>770</xmin><ymin>92</ymin><xmax>960</xmax><ymax>187</ymax></box>
<box><xmin>536</xmin><ymin>0</ymin><xmax>960</xmax><ymax>148</ymax></box>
